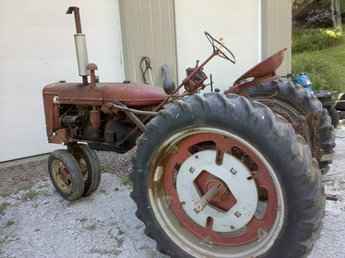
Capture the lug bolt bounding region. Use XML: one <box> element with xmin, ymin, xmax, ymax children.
<box><xmin>257</xmin><ymin>228</ymin><xmax>268</xmax><ymax>240</ymax></box>
<box><xmin>234</xmin><ymin>211</ymin><xmax>242</xmax><ymax>218</ymax></box>
<box><xmin>230</xmin><ymin>167</ymin><xmax>238</xmax><ymax>175</ymax></box>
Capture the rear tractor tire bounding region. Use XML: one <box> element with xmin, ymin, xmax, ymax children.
<box><xmin>131</xmin><ymin>93</ymin><xmax>324</xmax><ymax>258</ymax></box>
<box><xmin>319</xmin><ymin>109</ymin><xmax>336</xmax><ymax>174</ymax></box>
<box><xmin>234</xmin><ymin>79</ymin><xmax>335</xmax><ymax>174</ymax></box>
<box><xmin>326</xmin><ymin>106</ymin><xmax>339</xmax><ymax>128</ymax></box>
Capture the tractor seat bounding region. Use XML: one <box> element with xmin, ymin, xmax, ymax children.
<box><xmin>234</xmin><ymin>49</ymin><xmax>287</xmax><ymax>85</ymax></box>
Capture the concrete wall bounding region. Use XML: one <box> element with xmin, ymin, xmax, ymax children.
<box><xmin>174</xmin><ymin>0</ymin><xmax>262</xmax><ymax>90</ymax></box>
<box><xmin>0</xmin><ymin>0</ymin><xmax>124</xmax><ymax>162</ymax></box>
<box><xmin>119</xmin><ymin>0</ymin><xmax>177</xmax><ymax>86</ymax></box>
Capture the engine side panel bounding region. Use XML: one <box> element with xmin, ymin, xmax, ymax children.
<box><xmin>42</xmin><ymin>82</ymin><xmax>165</xmax><ymax>145</ymax></box>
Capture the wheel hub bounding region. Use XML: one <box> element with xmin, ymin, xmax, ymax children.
<box><xmin>176</xmin><ymin>150</ymin><xmax>258</xmax><ymax>233</ymax></box>
<box><xmin>52</xmin><ymin>160</ymin><xmax>72</xmax><ymax>193</ymax></box>
<box><xmin>194</xmin><ymin>171</ymin><xmax>236</xmax><ymax>212</ymax></box>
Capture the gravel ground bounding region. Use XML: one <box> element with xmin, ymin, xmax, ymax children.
<box><xmin>0</xmin><ymin>130</ymin><xmax>344</xmax><ymax>258</ymax></box>
<box><xmin>310</xmin><ymin>128</ymin><xmax>345</xmax><ymax>258</ymax></box>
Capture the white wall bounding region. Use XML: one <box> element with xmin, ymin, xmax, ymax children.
<box><xmin>175</xmin><ymin>0</ymin><xmax>261</xmax><ymax>90</ymax></box>
<box><xmin>0</xmin><ymin>0</ymin><xmax>124</xmax><ymax>162</ymax></box>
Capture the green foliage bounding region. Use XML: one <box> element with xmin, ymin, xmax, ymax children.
<box><xmin>21</xmin><ymin>189</ymin><xmax>49</xmax><ymax>201</ymax></box>
<box><xmin>0</xmin><ymin>202</ymin><xmax>10</xmax><ymax>215</ymax></box>
<box><xmin>5</xmin><ymin>220</ymin><xmax>15</xmax><ymax>228</ymax></box>
<box><xmin>293</xmin><ymin>28</ymin><xmax>345</xmax><ymax>53</ymax></box>
<box><xmin>292</xmin><ymin>44</ymin><xmax>345</xmax><ymax>92</ymax></box>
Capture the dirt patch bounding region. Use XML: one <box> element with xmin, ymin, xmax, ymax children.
<box><xmin>0</xmin><ymin>173</ymin><xmax>163</xmax><ymax>258</ymax></box>
<box><xmin>0</xmin><ymin>150</ymin><xmax>135</xmax><ymax>198</ymax></box>
<box><xmin>0</xmin><ymin>156</ymin><xmax>49</xmax><ymax>198</ymax></box>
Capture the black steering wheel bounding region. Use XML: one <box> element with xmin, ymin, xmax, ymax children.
<box><xmin>205</xmin><ymin>32</ymin><xmax>236</xmax><ymax>64</ymax></box>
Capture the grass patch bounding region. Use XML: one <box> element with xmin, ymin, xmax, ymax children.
<box><xmin>84</xmin><ymin>223</ymin><xmax>97</xmax><ymax>231</ymax></box>
<box><xmin>100</xmin><ymin>165</ymin><xmax>112</xmax><ymax>173</ymax></box>
<box><xmin>120</xmin><ymin>176</ymin><xmax>132</xmax><ymax>188</ymax></box>
<box><xmin>90</xmin><ymin>248</ymin><xmax>121</xmax><ymax>256</ymax></box>
<box><xmin>293</xmin><ymin>28</ymin><xmax>344</xmax><ymax>54</ymax></box>
<box><xmin>21</xmin><ymin>189</ymin><xmax>49</xmax><ymax>201</ymax></box>
<box><xmin>0</xmin><ymin>202</ymin><xmax>10</xmax><ymax>215</ymax></box>
<box><xmin>292</xmin><ymin>43</ymin><xmax>345</xmax><ymax>92</ymax></box>
<box><xmin>5</xmin><ymin>220</ymin><xmax>15</xmax><ymax>228</ymax></box>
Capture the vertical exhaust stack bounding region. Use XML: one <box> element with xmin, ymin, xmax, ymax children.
<box><xmin>66</xmin><ymin>6</ymin><xmax>89</xmax><ymax>85</ymax></box>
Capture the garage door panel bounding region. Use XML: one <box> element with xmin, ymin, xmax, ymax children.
<box><xmin>0</xmin><ymin>0</ymin><xmax>124</xmax><ymax>162</ymax></box>
<box><xmin>175</xmin><ymin>0</ymin><xmax>261</xmax><ymax>89</ymax></box>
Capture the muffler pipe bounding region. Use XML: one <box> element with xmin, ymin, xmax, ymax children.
<box><xmin>74</xmin><ymin>34</ymin><xmax>89</xmax><ymax>79</ymax></box>
<box><xmin>67</xmin><ymin>6</ymin><xmax>89</xmax><ymax>85</ymax></box>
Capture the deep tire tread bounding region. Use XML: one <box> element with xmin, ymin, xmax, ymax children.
<box><xmin>236</xmin><ymin>79</ymin><xmax>335</xmax><ymax>174</ymax></box>
<box><xmin>70</xmin><ymin>144</ymin><xmax>101</xmax><ymax>197</ymax></box>
<box><xmin>48</xmin><ymin>149</ymin><xmax>85</xmax><ymax>201</ymax></box>
<box><xmin>131</xmin><ymin>93</ymin><xmax>324</xmax><ymax>258</ymax></box>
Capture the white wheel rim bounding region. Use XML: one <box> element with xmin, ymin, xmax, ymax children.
<box><xmin>148</xmin><ymin>127</ymin><xmax>285</xmax><ymax>258</ymax></box>
<box><xmin>176</xmin><ymin>150</ymin><xmax>258</xmax><ymax>233</ymax></box>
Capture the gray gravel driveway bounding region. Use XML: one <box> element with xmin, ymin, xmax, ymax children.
<box><xmin>0</xmin><ymin>129</ymin><xmax>345</xmax><ymax>258</ymax></box>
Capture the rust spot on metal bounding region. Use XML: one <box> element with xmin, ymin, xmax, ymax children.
<box><xmin>226</xmin><ymin>49</ymin><xmax>287</xmax><ymax>95</ymax></box>
<box><xmin>43</xmin><ymin>82</ymin><xmax>166</xmax><ymax>107</ymax></box>
<box><xmin>235</xmin><ymin>49</ymin><xmax>286</xmax><ymax>84</ymax></box>
<box><xmin>87</xmin><ymin>63</ymin><xmax>98</xmax><ymax>89</ymax></box>
<box><xmin>50</xmin><ymin>129</ymin><xmax>70</xmax><ymax>144</ymax></box>
<box><xmin>66</xmin><ymin>6</ymin><xmax>83</xmax><ymax>33</ymax></box>
<box><xmin>90</xmin><ymin>110</ymin><xmax>101</xmax><ymax>129</ymax></box>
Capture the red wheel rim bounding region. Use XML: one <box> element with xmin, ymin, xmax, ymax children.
<box><xmin>162</xmin><ymin>133</ymin><xmax>278</xmax><ymax>247</ymax></box>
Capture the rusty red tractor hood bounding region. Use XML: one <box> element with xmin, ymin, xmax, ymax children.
<box><xmin>43</xmin><ymin>82</ymin><xmax>166</xmax><ymax>107</ymax></box>
<box><xmin>43</xmin><ymin>82</ymin><xmax>166</xmax><ymax>140</ymax></box>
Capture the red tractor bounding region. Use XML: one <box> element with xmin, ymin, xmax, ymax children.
<box><xmin>43</xmin><ymin>7</ymin><xmax>328</xmax><ymax>258</ymax></box>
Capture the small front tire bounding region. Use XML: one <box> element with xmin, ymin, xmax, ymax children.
<box><xmin>69</xmin><ymin>144</ymin><xmax>101</xmax><ymax>197</ymax></box>
<box><xmin>48</xmin><ymin>150</ymin><xmax>85</xmax><ymax>201</ymax></box>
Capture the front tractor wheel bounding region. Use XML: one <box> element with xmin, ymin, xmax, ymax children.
<box><xmin>69</xmin><ymin>144</ymin><xmax>101</xmax><ymax>197</ymax></box>
<box><xmin>131</xmin><ymin>94</ymin><xmax>324</xmax><ymax>258</ymax></box>
<box><xmin>48</xmin><ymin>150</ymin><xmax>85</xmax><ymax>201</ymax></box>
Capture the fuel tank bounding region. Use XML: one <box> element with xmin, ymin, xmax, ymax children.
<box><xmin>43</xmin><ymin>82</ymin><xmax>166</xmax><ymax>107</ymax></box>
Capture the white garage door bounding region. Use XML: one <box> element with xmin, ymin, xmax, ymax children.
<box><xmin>175</xmin><ymin>0</ymin><xmax>262</xmax><ymax>89</ymax></box>
<box><xmin>0</xmin><ymin>0</ymin><xmax>124</xmax><ymax>162</ymax></box>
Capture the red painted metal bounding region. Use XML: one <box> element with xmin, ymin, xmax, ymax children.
<box><xmin>43</xmin><ymin>82</ymin><xmax>166</xmax><ymax>107</ymax></box>
<box><xmin>43</xmin><ymin>82</ymin><xmax>166</xmax><ymax>140</ymax></box>
<box><xmin>90</xmin><ymin>110</ymin><xmax>101</xmax><ymax>129</ymax></box>
<box><xmin>163</xmin><ymin>133</ymin><xmax>278</xmax><ymax>246</ymax></box>
<box><xmin>227</xmin><ymin>49</ymin><xmax>287</xmax><ymax>95</ymax></box>
<box><xmin>87</xmin><ymin>63</ymin><xmax>98</xmax><ymax>89</ymax></box>
<box><xmin>194</xmin><ymin>171</ymin><xmax>237</xmax><ymax>212</ymax></box>
<box><xmin>236</xmin><ymin>49</ymin><xmax>286</xmax><ymax>83</ymax></box>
